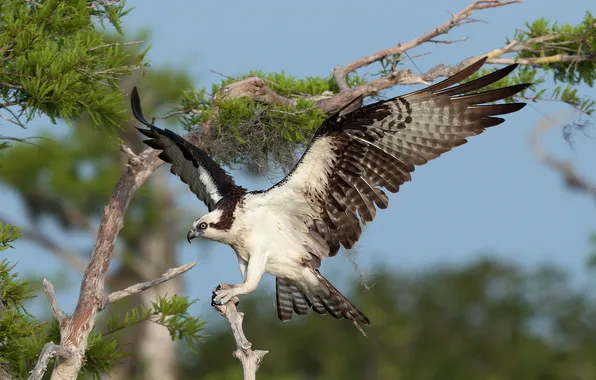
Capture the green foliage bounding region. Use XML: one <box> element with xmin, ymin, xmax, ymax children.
<box><xmin>179</xmin><ymin>72</ymin><xmax>342</xmax><ymax>171</ymax></box>
<box><xmin>0</xmin><ymin>0</ymin><xmax>148</xmax><ymax>129</ymax></box>
<box><xmin>84</xmin><ymin>331</ymin><xmax>128</xmax><ymax>380</ymax></box>
<box><xmin>0</xmin><ymin>259</ymin><xmax>53</xmax><ymax>378</ymax></box>
<box><xmin>212</xmin><ymin>70</ymin><xmax>365</xmax><ymax>97</ymax></box>
<box><xmin>106</xmin><ymin>295</ymin><xmax>206</xmax><ymax>353</ymax></box>
<box><xmin>0</xmin><ymin>222</ymin><xmax>21</xmax><ymax>251</ymax></box>
<box><xmin>506</xmin><ymin>11</ymin><xmax>596</xmax><ymax>115</ymax></box>
<box><xmin>0</xmin><ymin>260</ymin><xmax>130</xmax><ymax>379</ymax></box>
<box><xmin>181</xmin><ymin>258</ymin><xmax>596</xmax><ymax>380</ymax></box>
<box><xmin>0</xmin><ymin>260</ymin><xmax>33</xmax><ymax>312</ymax></box>
<box><xmin>515</xmin><ymin>12</ymin><xmax>596</xmax><ymax>86</ymax></box>
<box><xmin>0</xmin><ymin>62</ymin><xmax>190</xmax><ymax>245</ymax></box>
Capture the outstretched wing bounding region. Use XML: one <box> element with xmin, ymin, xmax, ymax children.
<box><xmin>131</xmin><ymin>87</ymin><xmax>244</xmax><ymax>211</ymax></box>
<box><xmin>264</xmin><ymin>57</ymin><xmax>530</xmax><ymax>261</ymax></box>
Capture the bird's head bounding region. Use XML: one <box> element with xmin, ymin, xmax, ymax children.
<box><xmin>187</xmin><ymin>210</ymin><xmax>229</xmax><ymax>243</ymax></box>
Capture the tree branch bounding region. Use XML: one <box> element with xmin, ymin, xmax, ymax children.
<box><xmin>42</xmin><ymin>279</ymin><xmax>66</xmax><ymax>323</ymax></box>
<box><xmin>332</xmin><ymin>0</ymin><xmax>522</xmax><ymax>92</ymax></box>
<box><xmin>219</xmin><ymin>77</ymin><xmax>293</xmax><ymax>106</ymax></box>
<box><xmin>185</xmin><ymin>1</ymin><xmax>591</xmax><ymax>118</ymax></box>
<box><xmin>488</xmin><ymin>53</ymin><xmax>596</xmax><ymax>65</ymax></box>
<box><xmin>30</xmin><ymin>145</ymin><xmax>165</xmax><ymax>380</ymax></box>
<box><xmin>27</xmin><ymin>343</ymin><xmax>74</xmax><ymax>380</ymax></box>
<box><xmin>106</xmin><ymin>262</ymin><xmax>196</xmax><ymax>305</ymax></box>
<box><xmin>212</xmin><ymin>285</ymin><xmax>268</xmax><ymax>380</ymax></box>
<box><xmin>530</xmin><ymin>116</ymin><xmax>596</xmax><ymax>202</ymax></box>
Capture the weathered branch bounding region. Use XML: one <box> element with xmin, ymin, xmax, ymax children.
<box><xmin>106</xmin><ymin>262</ymin><xmax>196</xmax><ymax>305</ymax></box>
<box><xmin>30</xmin><ymin>145</ymin><xmax>165</xmax><ymax>380</ymax></box>
<box><xmin>213</xmin><ymin>285</ymin><xmax>268</xmax><ymax>380</ymax></box>
<box><xmin>332</xmin><ymin>0</ymin><xmax>522</xmax><ymax>92</ymax></box>
<box><xmin>530</xmin><ymin>116</ymin><xmax>596</xmax><ymax>202</ymax></box>
<box><xmin>28</xmin><ymin>343</ymin><xmax>75</xmax><ymax>380</ymax></box>
<box><xmin>488</xmin><ymin>53</ymin><xmax>596</xmax><ymax>65</ymax></box>
<box><xmin>42</xmin><ymin>279</ymin><xmax>66</xmax><ymax>323</ymax></box>
<box><xmin>186</xmin><ymin>1</ymin><xmax>592</xmax><ymax>117</ymax></box>
<box><xmin>219</xmin><ymin>77</ymin><xmax>292</xmax><ymax>106</ymax></box>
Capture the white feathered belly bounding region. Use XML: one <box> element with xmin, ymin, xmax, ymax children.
<box><xmin>236</xmin><ymin>194</ymin><xmax>322</xmax><ymax>286</ymax></box>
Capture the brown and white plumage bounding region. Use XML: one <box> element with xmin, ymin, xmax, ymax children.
<box><xmin>133</xmin><ymin>57</ymin><xmax>530</xmax><ymax>334</ymax></box>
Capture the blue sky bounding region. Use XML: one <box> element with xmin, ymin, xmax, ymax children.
<box><xmin>2</xmin><ymin>0</ymin><xmax>595</xmax><ymax>321</ymax></box>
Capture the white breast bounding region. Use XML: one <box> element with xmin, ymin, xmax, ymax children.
<box><xmin>234</xmin><ymin>193</ymin><xmax>316</xmax><ymax>280</ymax></box>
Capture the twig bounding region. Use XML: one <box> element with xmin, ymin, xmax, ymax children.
<box><xmin>0</xmin><ymin>113</ymin><xmax>25</xmax><ymax>128</ymax></box>
<box><xmin>515</xmin><ymin>94</ymin><xmax>591</xmax><ymax>115</ymax></box>
<box><xmin>488</xmin><ymin>53</ymin><xmax>596</xmax><ymax>65</ymax></box>
<box><xmin>530</xmin><ymin>115</ymin><xmax>596</xmax><ymax>202</ymax></box>
<box><xmin>428</xmin><ymin>37</ymin><xmax>469</xmax><ymax>44</ymax></box>
<box><xmin>42</xmin><ymin>279</ymin><xmax>66</xmax><ymax>323</ymax></box>
<box><xmin>106</xmin><ymin>262</ymin><xmax>196</xmax><ymax>305</ymax></box>
<box><xmin>27</xmin><ymin>343</ymin><xmax>74</xmax><ymax>380</ymax></box>
<box><xmin>87</xmin><ymin>40</ymin><xmax>144</xmax><ymax>52</ymax></box>
<box><xmin>332</xmin><ymin>0</ymin><xmax>522</xmax><ymax>91</ymax></box>
<box><xmin>0</xmin><ymin>135</ymin><xmax>46</xmax><ymax>146</ymax></box>
<box><xmin>119</xmin><ymin>143</ymin><xmax>146</xmax><ymax>168</ymax></box>
<box><xmin>210</xmin><ymin>69</ymin><xmax>237</xmax><ymax>81</ymax></box>
<box><xmin>219</xmin><ymin>77</ymin><xmax>292</xmax><ymax>106</ymax></box>
<box><xmin>213</xmin><ymin>285</ymin><xmax>268</xmax><ymax>380</ymax></box>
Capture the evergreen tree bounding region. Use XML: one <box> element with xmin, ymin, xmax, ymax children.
<box><xmin>0</xmin><ymin>1</ymin><xmax>202</xmax><ymax>379</ymax></box>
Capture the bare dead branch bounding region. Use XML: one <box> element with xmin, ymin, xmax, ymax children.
<box><xmin>42</xmin><ymin>279</ymin><xmax>66</xmax><ymax>323</ymax></box>
<box><xmin>0</xmin><ymin>113</ymin><xmax>25</xmax><ymax>128</ymax></box>
<box><xmin>213</xmin><ymin>285</ymin><xmax>268</xmax><ymax>380</ymax></box>
<box><xmin>27</xmin><ymin>343</ymin><xmax>75</xmax><ymax>380</ymax></box>
<box><xmin>428</xmin><ymin>37</ymin><xmax>469</xmax><ymax>44</ymax></box>
<box><xmin>119</xmin><ymin>143</ymin><xmax>146</xmax><ymax>168</ymax></box>
<box><xmin>106</xmin><ymin>262</ymin><xmax>196</xmax><ymax>305</ymax></box>
<box><xmin>488</xmin><ymin>53</ymin><xmax>596</xmax><ymax>65</ymax></box>
<box><xmin>30</xmin><ymin>146</ymin><xmax>164</xmax><ymax>380</ymax></box>
<box><xmin>87</xmin><ymin>40</ymin><xmax>144</xmax><ymax>52</ymax></box>
<box><xmin>219</xmin><ymin>77</ymin><xmax>292</xmax><ymax>106</ymax></box>
<box><xmin>332</xmin><ymin>0</ymin><xmax>522</xmax><ymax>91</ymax></box>
<box><xmin>530</xmin><ymin>116</ymin><xmax>596</xmax><ymax>202</ymax></box>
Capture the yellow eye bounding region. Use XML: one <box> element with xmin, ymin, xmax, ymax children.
<box><xmin>199</xmin><ymin>222</ymin><xmax>207</xmax><ymax>229</ymax></box>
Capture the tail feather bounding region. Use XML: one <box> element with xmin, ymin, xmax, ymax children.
<box><xmin>291</xmin><ymin>287</ymin><xmax>309</xmax><ymax>315</ymax></box>
<box><xmin>275</xmin><ymin>273</ymin><xmax>370</xmax><ymax>336</ymax></box>
<box><xmin>276</xmin><ymin>278</ymin><xmax>310</xmax><ymax>320</ymax></box>
<box><xmin>313</xmin><ymin>270</ymin><xmax>370</xmax><ymax>336</ymax></box>
<box><xmin>307</xmin><ymin>296</ymin><xmax>328</xmax><ymax>315</ymax></box>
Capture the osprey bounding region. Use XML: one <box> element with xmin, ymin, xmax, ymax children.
<box><xmin>131</xmin><ymin>57</ymin><xmax>529</xmax><ymax>334</ymax></box>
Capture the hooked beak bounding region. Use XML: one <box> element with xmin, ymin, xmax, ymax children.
<box><xmin>187</xmin><ymin>229</ymin><xmax>200</xmax><ymax>244</ymax></box>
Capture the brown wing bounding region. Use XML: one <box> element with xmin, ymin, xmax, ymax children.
<box><xmin>265</xmin><ymin>57</ymin><xmax>530</xmax><ymax>259</ymax></box>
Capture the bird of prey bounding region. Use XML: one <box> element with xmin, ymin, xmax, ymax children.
<box><xmin>131</xmin><ymin>57</ymin><xmax>530</xmax><ymax>334</ymax></box>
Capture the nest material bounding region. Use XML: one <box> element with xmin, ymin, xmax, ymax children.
<box><xmin>199</xmin><ymin>100</ymin><xmax>327</xmax><ymax>175</ymax></box>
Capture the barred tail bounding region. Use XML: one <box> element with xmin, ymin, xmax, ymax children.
<box><xmin>276</xmin><ymin>278</ymin><xmax>309</xmax><ymax>321</ymax></box>
<box><xmin>275</xmin><ymin>273</ymin><xmax>371</xmax><ymax>336</ymax></box>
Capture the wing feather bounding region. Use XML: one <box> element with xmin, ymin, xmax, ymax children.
<box><xmin>263</xmin><ymin>58</ymin><xmax>530</xmax><ymax>258</ymax></box>
<box><xmin>131</xmin><ymin>87</ymin><xmax>244</xmax><ymax>211</ymax></box>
